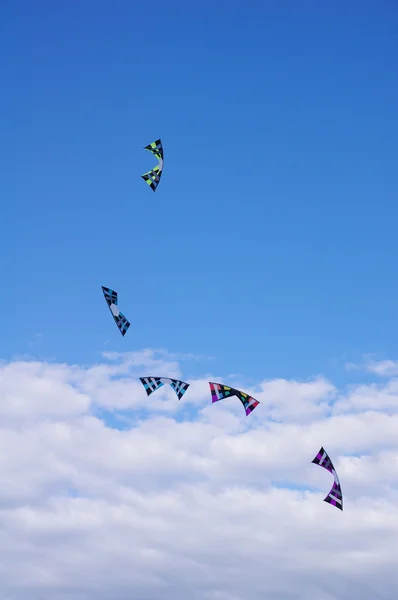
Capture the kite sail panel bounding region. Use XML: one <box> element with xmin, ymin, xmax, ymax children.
<box><xmin>141</xmin><ymin>139</ymin><xmax>164</xmax><ymax>191</ymax></box>
<box><xmin>101</xmin><ymin>286</ymin><xmax>130</xmax><ymax>337</ymax></box>
<box><xmin>312</xmin><ymin>447</ymin><xmax>343</xmax><ymax>511</ymax></box>
<box><xmin>140</xmin><ymin>376</ymin><xmax>189</xmax><ymax>400</ymax></box>
<box><xmin>209</xmin><ymin>382</ymin><xmax>259</xmax><ymax>416</ymax></box>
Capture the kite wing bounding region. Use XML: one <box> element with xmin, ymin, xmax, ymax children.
<box><xmin>101</xmin><ymin>286</ymin><xmax>130</xmax><ymax>337</ymax></box>
<box><xmin>312</xmin><ymin>447</ymin><xmax>343</xmax><ymax>511</ymax></box>
<box><xmin>209</xmin><ymin>382</ymin><xmax>259</xmax><ymax>416</ymax></box>
<box><xmin>139</xmin><ymin>377</ymin><xmax>189</xmax><ymax>400</ymax></box>
<box><xmin>141</xmin><ymin>139</ymin><xmax>164</xmax><ymax>191</ymax></box>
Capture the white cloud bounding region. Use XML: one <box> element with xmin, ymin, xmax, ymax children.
<box><xmin>334</xmin><ymin>379</ymin><xmax>398</xmax><ymax>414</ymax></box>
<box><xmin>345</xmin><ymin>354</ymin><xmax>398</xmax><ymax>377</ymax></box>
<box><xmin>254</xmin><ymin>376</ymin><xmax>336</xmax><ymax>422</ymax></box>
<box><xmin>0</xmin><ymin>350</ymin><xmax>397</xmax><ymax>599</ymax></box>
<box><xmin>366</xmin><ymin>359</ymin><xmax>398</xmax><ymax>377</ymax></box>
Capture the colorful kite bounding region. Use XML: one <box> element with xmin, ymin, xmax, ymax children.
<box><xmin>101</xmin><ymin>286</ymin><xmax>130</xmax><ymax>337</ymax></box>
<box><xmin>139</xmin><ymin>377</ymin><xmax>190</xmax><ymax>400</ymax></box>
<box><xmin>209</xmin><ymin>382</ymin><xmax>260</xmax><ymax>416</ymax></box>
<box><xmin>141</xmin><ymin>139</ymin><xmax>164</xmax><ymax>191</ymax></box>
<box><xmin>312</xmin><ymin>447</ymin><xmax>343</xmax><ymax>511</ymax></box>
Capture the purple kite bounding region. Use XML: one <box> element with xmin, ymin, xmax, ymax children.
<box><xmin>209</xmin><ymin>382</ymin><xmax>259</xmax><ymax>416</ymax></box>
<box><xmin>312</xmin><ymin>447</ymin><xmax>343</xmax><ymax>511</ymax></box>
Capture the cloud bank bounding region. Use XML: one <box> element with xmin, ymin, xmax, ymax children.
<box><xmin>0</xmin><ymin>350</ymin><xmax>397</xmax><ymax>599</ymax></box>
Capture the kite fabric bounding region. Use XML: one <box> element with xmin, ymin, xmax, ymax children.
<box><xmin>141</xmin><ymin>139</ymin><xmax>164</xmax><ymax>191</ymax></box>
<box><xmin>312</xmin><ymin>447</ymin><xmax>343</xmax><ymax>511</ymax></box>
<box><xmin>101</xmin><ymin>286</ymin><xmax>130</xmax><ymax>337</ymax></box>
<box><xmin>139</xmin><ymin>377</ymin><xmax>190</xmax><ymax>400</ymax></box>
<box><xmin>209</xmin><ymin>382</ymin><xmax>260</xmax><ymax>416</ymax></box>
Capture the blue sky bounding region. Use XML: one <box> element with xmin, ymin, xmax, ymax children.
<box><xmin>1</xmin><ymin>0</ymin><xmax>397</xmax><ymax>385</ymax></box>
<box><xmin>0</xmin><ymin>6</ymin><xmax>398</xmax><ymax>598</ymax></box>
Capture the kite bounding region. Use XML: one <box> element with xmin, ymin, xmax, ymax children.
<box><xmin>141</xmin><ymin>139</ymin><xmax>164</xmax><ymax>191</ymax></box>
<box><xmin>312</xmin><ymin>447</ymin><xmax>343</xmax><ymax>511</ymax></box>
<box><xmin>139</xmin><ymin>377</ymin><xmax>190</xmax><ymax>400</ymax></box>
<box><xmin>209</xmin><ymin>382</ymin><xmax>260</xmax><ymax>416</ymax></box>
<box><xmin>101</xmin><ymin>286</ymin><xmax>130</xmax><ymax>337</ymax></box>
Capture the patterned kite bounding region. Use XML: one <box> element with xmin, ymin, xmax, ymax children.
<box><xmin>141</xmin><ymin>139</ymin><xmax>164</xmax><ymax>191</ymax></box>
<box><xmin>209</xmin><ymin>382</ymin><xmax>260</xmax><ymax>416</ymax></box>
<box><xmin>139</xmin><ymin>377</ymin><xmax>189</xmax><ymax>400</ymax></box>
<box><xmin>312</xmin><ymin>447</ymin><xmax>343</xmax><ymax>511</ymax></box>
<box><xmin>101</xmin><ymin>286</ymin><xmax>130</xmax><ymax>337</ymax></box>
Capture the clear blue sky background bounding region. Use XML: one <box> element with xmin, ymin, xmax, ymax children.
<box><xmin>1</xmin><ymin>0</ymin><xmax>397</xmax><ymax>385</ymax></box>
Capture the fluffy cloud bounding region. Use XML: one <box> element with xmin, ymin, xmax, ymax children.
<box><xmin>0</xmin><ymin>350</ymin><xmax>397</xmax><ymax>599</ymax></box>
<box><xmin>346</xmin><ymin>355</ymin><xmax>398</xmax><ymax>377</ymax></box>
<box><xmin>366</xmin><ymin>359</ymin><xmax>398</xmax><ymax>377</ymax></box>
